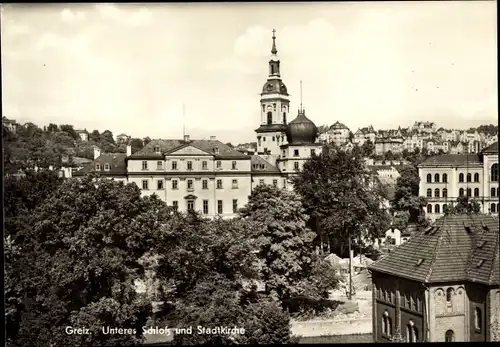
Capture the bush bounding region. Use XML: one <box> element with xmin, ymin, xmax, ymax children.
<box><xmin>336</xmin><ymin>301</ymin><xmax>359</xmax><ymax>315</ymax></box>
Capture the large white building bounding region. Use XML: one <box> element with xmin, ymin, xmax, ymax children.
<box><xmin>418</xmin><ymin>142</ymin><xmax>499</xmax><ymax>221</ymax></box>
<box><xmin>75</xmin><ymin>30</ymin><xmax>323</xmax><ymax>218</ymax></box>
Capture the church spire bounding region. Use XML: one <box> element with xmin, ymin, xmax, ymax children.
<box><xmin>271</xmin><ymin>29</ymin><xmax>277</xmax><ymax>55</ymax></box>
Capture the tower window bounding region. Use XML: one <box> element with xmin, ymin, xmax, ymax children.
<box><xmin>273</xmin><ymin>103</ymin><xmax>276</xmax><ymax>110</ymax></box>
<box><xmin>267</xmin><ymin>112</ymin><xmax>272</xmax><ymax>125</ymax></box>
<box><xmin>283</xmin><ymin>112</ymin><xmax>287</xmax><ymax>124</ymax></box>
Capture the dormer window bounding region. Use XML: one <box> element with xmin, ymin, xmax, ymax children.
<box><xmin>95</xmin><ymin>163</ymin><xmax>101</xmax><ymax>171</ymax></box>
<box><xmin>214</xmin><ymin>147</ymin><xmax>220</xmax><ymax>154</ymax></box>
<box><xmin>104</xmin><ymin>164</ymin><xmax>110</xmax><ymax>171</ymax></box>
<box><xmin>260</xmin><ymin>164</ymin><xmax>265</xmax><ymax>169</ymax></box>
<box><xmin>154</xmin><ymin>146</ymin><xmax>160</xmax><ymax>153</ymax></box>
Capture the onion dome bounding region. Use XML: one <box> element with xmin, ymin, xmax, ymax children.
<box><xmin>285</xmin><ymin>108</ymin><xmax>318</xmax><ymax>145</ymax></box>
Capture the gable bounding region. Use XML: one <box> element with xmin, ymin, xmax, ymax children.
<box><xmin>169</xmin><ymin>145</ymin><xmax>212</xmax><ymax>156</ymax></box>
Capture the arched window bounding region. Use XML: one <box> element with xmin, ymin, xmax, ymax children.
<box><xmin>267</xmin><ymin>112</ymin><xmax>272</xmax><ymax>125</ymax></box>
<box><xmin>443</xmin><ymin>173</ymin><xmax>448</xmax><ymax>183</ymax></box>
<box><xmin>492</xmin><ymin>203</ymin><xmax>497</xmax><ymax>213</ymax></box>
<box><xmin>406</xmin><ymin>321</ymin><xmax>417</xmax><ymax>342</ymax></box>
<box><xmin>474</xmin><ymin>188</ymin><xmax>479</xmax><ymax>197</ymax></box>
<box><xmin>434</xmin><ymin>173</ymin><xmax>440</xmax><ymax>182</ymax></box>
<box><xmin>467</xmin><ymin>188</ymin><xmax>472</xmax><ymax>197</ymax></box>
<box><xmin>387</xmin><ymin>316</ymin><xmax>392</xmax><ymax>336</ymax></box>
<box><xmin>382</xmin><ymin>310</ymin><xmax>391</xmax><ymax>336</ymax></box>
<box><xmin>446</xmin><ymin>288</ymin><xmax>454</xmax><ymax>303</ymax></box>
<box><xmin>445</xmin><ymin>330</ymin><xmax>455</xmax><ymax>342</ymax></box>
<box><xmin>474</xmin><ymin>173</ymin><xmax>480</xmax><ymax>182</ymax></box>
<box><xmin>435</xmin><ymin>204</ymin><xmax>440</xmax><ymax>213</ymax></box>
<box><xmin>427</xmin><ymin>174</ymin><xmax>432</xmax><ymax>183</ymax></box>
<box><xmin>427</xmin><ymin>188</ymin><xmax>432</xmax><ymax>197</ymax></box>
<box><xmin>491</xmin><ymin>187</ymin><xmax>496</xmax><ymax>197</ymax></box>
<box><xmin>443</xmin><ymin>188</ymin><xmax>448</xmax><ymax>198</ymax></box>
<box><xmin>427</xmin><ymin>204</ymin><xmax>432</xmax><ymax>213</ymax></box>
<box><xmin>492</xmin><ymin>164</ymin><xmax>498</xmax><ymax>182</ymax></box>
<box><xmin>475</xmin><ymin>307</ymin><xmax>482</xmax><ymax>332</ymax></box>
<box><xmin>435</xmin><ymin>188</ymin><xmax>440</xmax><ymax>198</ymax></box>
<box><xmin>467</xmin><ymin>173</ymin><xmax>472</xmax><ymax>182</ymax></box>
<box><xmin>459</xmin><ymin>173</ymin><xmax>464</xmax><ymax>182</ymax></box>
<box><xmin>459</xmin><ymin>188</ymin><xmax>464</xmax><ymax>197</ymax></box>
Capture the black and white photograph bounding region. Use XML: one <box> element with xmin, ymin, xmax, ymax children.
<box><xmin>2</xmin><ymin>1</ymin><xmax>499</xmax><ymax>345</ymax></box>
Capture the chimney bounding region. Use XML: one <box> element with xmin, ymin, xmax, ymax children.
<box><xmin>94</xmin><ymin>147</ymin><xmax>101</xmax><ymax>160</ymax></box>
<box><xmin>184</xmin><ymin>134</ymin><xmax>190</xmax><ymax>142</ymax></box>
<box><xmin>126</xmin><ymin>145</ymin><xmax>132</xmax><ymax>156</ymax></box>
<box><xmin>210</xmin><ymin>136</ymin><xmax>216</xmax><ymax>140</ymax></box>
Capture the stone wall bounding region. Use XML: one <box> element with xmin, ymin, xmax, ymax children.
<box><xmin>291</xmin><ymin>318</ymin><xmax>372</xmax><ymax>337</ymax></box>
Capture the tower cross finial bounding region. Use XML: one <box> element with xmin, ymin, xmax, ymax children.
<box><xmin>271</xmin><ymin>29</ymin><xmax>277</xmax><ymax>55</ymax></box>
<box><xmin>300</xmin><ymin>80</ymin><xmax>303</xmax><ymax>111</ymax></box>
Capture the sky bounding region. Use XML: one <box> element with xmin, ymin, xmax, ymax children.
<box><xmin>1</xmin><ymin>2</ymin><xmax>498</xmax><ymax>144</ymax></box>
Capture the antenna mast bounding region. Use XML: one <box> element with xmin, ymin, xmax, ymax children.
<box><xmin>182</xmin><ymin>104</ymin><xmax>186</xmax><ymax>138</ymax></box>
<box><xmin>300</xmin><ymin>80</ymin><xmax>303</xmax><ymax>111</ymax></box>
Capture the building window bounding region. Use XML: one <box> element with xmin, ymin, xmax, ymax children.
<box><xmin>492</xmin><ymin>187</ymin><xmax>496</xmax><ymax>197</ymax></box>
<box><xmin>467</xmin><ymin>188</ymin><xmax>472</xmax><ymax>196</ymax></box>
<box><xmin>498</xmin><ymin>188</ymin><xmax>500</xmax><ymax>196</ymax></box>
<box><xmin>142</xmin><ymin>180</ymin><xmax>148</xmax><ymax>190</ymax></box>
<box><xmin>492</xmin><ymin>203</ymin><xmax>497</xmax><ymax>213</ymax></box>
<box><xmin>474</xmin><ymin>173</ymin><xmax>480</xmax><ymax>182</ymax></box>
<box><xmin>142</xmin><ymin>161</ymin><xmax>148</xmax><ymax>170</ymax></box>
<box><xmin>186</xmin><ymin>161</ymin><xmax>193</xmax><ymax>170</ymax></box>
<box><xmin>382</xmin><ymin>311</ymin><xmax>392</xmax><ymax>336</ymax></box>
<box><xmin>459</xmin><ymin>188</ymin><xmax>464</xmax><ymax>197</ymax></box>
<box><xmin>273</xmin><ymin>103</ymin><xmax>276</xmax><ymax>110</ymax></box>
<box><xmin>187</xmin><ymin>200</ymin><xmax>194</xmax><ymax>211</ymax></box>
<box><xmin>427</xmin><ymin>204</ymin><xmax>432</xmax><ymax>213</ymax></box>
<box><xmin>102</xmin><ymin>163</ymin><xmax>109</xmax><ymax>171</ymax></box>
<box><xmin>217</xmin><ymin>200</ymin><xmax>223</xmax><ymax>214</ymax></box>
<box><xmin>445</xmin><ymin>330</ymin><xmax>455</xmax><ymax>342</ymax></box>
<box><xmin>172</xmin><ymin>180</ymin><xmax>178</xmax><ymax>190</ymax></box>
<box><xmin>157</xmin><ymin>161</ymin><xmax>163</xmax><ymax>170</ymax></box>
<box><xmin>446</xmin><ymin>288</ymin><xmax>454</xmax><ymax>304</ymax></box>
<box><xmin>232</xmin><ymin>179</ymin><xmax>238</xmax><ymax>189</ymax></box>
<box><xmin>267</xmin><ymin>112</ymin><xmax>272</xmax><ymax>125</ymax></box>
<box><xmin>259</xmin><ymin>179</ymin><xmax>264</xmax><ymax>185</ymax></box>
<box><xmin>232</xmin><ymin>199</ymin><xmax>238</xmax><ymax>213</ymax></box>
<box><xmin>434</xmin><ymin>173</ymin><xmax>440</xmax><ymax>182</ymax></box>
<box><xmin>203</xmin><ymin>200</ymin><xmax>209</xmax><ymax>215</ymax></box>
<box><xmin>157</xmin><ymin>180</ymin><xmax>164</xmax><ymax>190</ymax></box>
<box><xmin>187</xmin><ymin>179</ymin><xmax>193</xmax><ymax>190</ymax></box>
<box><xmin>443</xmin><ymin>188</ymin><xmax>448</xmax><ymax>198</ymax></box>
<box><xmin>427</xmin><ymin>173</ymin><xmax>432</xmax><ymax>183</ymax></box>
<box><xmin>434</xmin><ymin>188</ymin><xmax>440</xmax><ymax>198</ymax></box>
<box><xmin>294</xmin><ymin>149</ymin><xmax>299</xmax><ymax>157</ymax></box>
<box><xmin>474</xmin><ymin>188</ymin><xmax>479</xmax><ymax>197</ymax></box>
<box><xmin>443</xmin><ymin>173</ymin><xmax>448</xmax><ymax>183</ymax></box>
<box><xmin>406</xmin><ymin>321</ymin><xmax>418</xmax><ymax>343</ymax></box>
<box><xmin>427</xmin><ymin>188</ymin><xmax>432</xmax><ymax>197</ymax></box>
<box><xmin>202</xmin><ymin>179</ymin><xmax>208</xmax><ymax>189</ymax></box>
<box><xmin>459</xmin><ymin>173</ymin><xmax>464</xmax><ymax>182</ymax></box>
<box><xmin>311</xmin><ymin>149</ymin><xmax>316</xmax><ymax>156</ymax></box>
<box><xmin>172</xmin><ymin>161</ymin><xmax>177</xmax><ymax>170</ymax></box>
<box><xmin>154</xmin><ymin>146</ymin><xmax>160</xmax><ymax>153</ymax></box>
<box><xmin>232</xmin><ymin>161</ymin><xmax>237</xmax><ymax>170</ymax></box>
<box><xmin>273</xmin><ymin>179</ymin><xmax>278</xmax><ymax>187</ymax></box>
<box><xmin>172</xmin><ymin>201</ymin><xmax>178</xmax><ymax>210</ymax></box>
<box><xmin>467</xmin><ymin>173</ymin><xmax>472</xmax><ymax>182</ymax></box>
<box><xmin>492</xmin><ymin>164</ymin><xmax>498</xmax><ymax>181</ymax></box>
<box><xmin>216</xmin><ymin>161</ymin><xmax>222</xmax><ymax>169</ymax></box>
<box><xmin>283</xmin><ymin>178</ymin><xmax>287</xmax><ymax>188</ymax></box>
<box><xmin>202</xmin><ymin>161</ymin><xmax>208</xmax><ymax>170</ymax></box>
<box><xmin>272</xmin><ymin>136</ymin><xmax>275</xmax><ymax>142</ymax></box>
<box><xmin>435</xmin><ymin>204</ymin><xmax>440</xmax><ymax>213</ymax></box>
<box><xmin>95</xmin><ymin>163</ymin><xmax>101</xmax><ymax>171</ymax></box>
<box><xmin>214</xmin><ymin>147</ymin><xmax>220</xmax><ymax>154</ymax></box>
<box><xmin>475</xmin><ymin>307</ymin><xmax>482</xmax><ymax>332</ymax></box>
<box><xmin>216</xmin><ymin>179</ymin><xmax>223</xmax><ymax>189</ymax></box>
<box><xmin>294</xmin><ymin>162</ymin><xmax>299</xmax><ymax>170</ymax></box>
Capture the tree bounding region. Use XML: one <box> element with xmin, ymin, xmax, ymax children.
<box><xmin>130</xmin><ymin>138</ymin><xmax>144</xmax><ymax>153</ymax></box>
<box><xmin>239</xmin><ymin>184</ymin><xmax>321</xmax><ymax>301</ymax></box>
<box><xmin>392</xmin><ymin>165</ymin><xmax>429</xmax><ymax>228</ymax></box>
<box><xmin>89</xmin><ymin>129</ymin><xmax>100</xmax><ymax>143</ymax></box>
<box><xmin>385</xmin><ymin>150</ymin><xmax>395</xmax><ymax>161</ymax></box>
<box><xmin>361</xmin><ymin>139</ymin><xmax>375</xmax><ymax>157</ymax></box>
<box><xmin>292</xmin><ymin>145</ymin><xmax>391</xmax><ymax>257</ymax></box>
<box><xmin>47</xmin><ymin>123</ymin><xmax>59</xmax><ymax>132</ymax></box>
<box><xmin>59</xmin><ymin>124</ymin><xmax>79</xmax><ymax>140</ymax></box>
<box><xmin>6</xmin><ymin>175</ymin><xmax>169</xmax><ymax>346</ymax></box>
<box><xmin>143</xmin><ymin>137</ymin><xmax>152</xmax><ymax>146</ymax></box>
<box><xmin>445</xmin><ymin>196</ymin><xmax>481</xmax><ymax>215</ymax></box>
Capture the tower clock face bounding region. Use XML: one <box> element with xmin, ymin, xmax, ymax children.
<box><xmin>266</xmin><ymin>83</ymin><xmax>274</xmax><ymax>91</ymax></box>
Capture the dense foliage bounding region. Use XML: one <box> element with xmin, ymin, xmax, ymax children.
<box><xmin>444</xmin><ymin>195</ymin><xmax>482</xmax><ymax>214</ymax></box>
<box><xmin>292</xmin><ymin>145</ymin><xmax>391</xmax><ymax>257</ymax></box>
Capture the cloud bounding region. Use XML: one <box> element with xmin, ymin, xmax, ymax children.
<box><xmin>4</xmin><ymin>23</ymin><xmax>30</xmax><ymax>36</ymax></box>
<box><xmin>60</xmin><ymin>8</ymin><xmax>86</xmax><ymax>23</ymax></box>
<box><xmin>94</xmin><ymin>4</ymin><xmax>152</xmax><ymax>27</ymax></box>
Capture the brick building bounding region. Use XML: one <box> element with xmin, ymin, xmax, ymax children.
<box><xmin>368</xmin><ymin>214</ymin><xmax>499</xmax><ymax>342</ymax></box>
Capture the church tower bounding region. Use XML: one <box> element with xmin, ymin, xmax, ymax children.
<box><xmin>255</xmin><ymin>29</ymin><xmax>290</xmax><ymax>155</ymax></box>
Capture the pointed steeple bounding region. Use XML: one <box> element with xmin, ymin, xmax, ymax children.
<box><xmin>271</xmin><ymin>29</ymin><xmax>277</xmax><ymax>55</ymax></box>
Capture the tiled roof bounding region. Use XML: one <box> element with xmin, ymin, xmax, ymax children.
<box><xmin>368</xmin><ymin>214</ymin><xmax>499</xmax><ymax>285</ymax></box>
<box><xmin>129</xmin><ymin>139</ymin><xmax>250</xmax><ymax>159</ymax></box>
<box><xmin>75</xmin><ymin>153</ymin><xmax>127</xmax><ymax>175</ymax></box>
<box><xmin>251</xmin><ymin>155</ymin><xmax>280</xmax><ymax>173</ymax></box>
<box><xmin>418</xmin><ymin>154</ymin><xmax>482</xmax><ymax>167</ymax></box>
<box><xmin>482</xmin><ymin>141</ymin><xmax>498</xmax><ymax>154</ymax></box>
